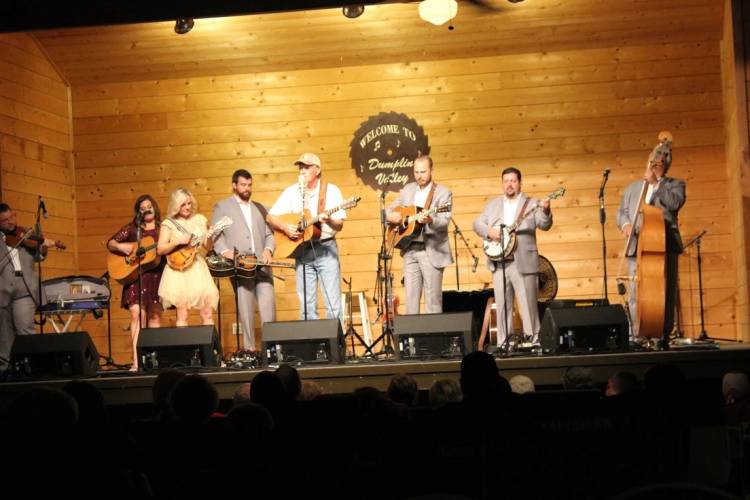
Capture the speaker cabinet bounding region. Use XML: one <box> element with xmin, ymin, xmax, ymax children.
<box><xmin>394</xmin><ymin>312</ymin><xmax>473</xmax><ymax>360</ymax></box>
<box><xmin>539</xmin><ymin>305</ymin><xmax>629</xmax><ymax>354</ymax></box>
<box><xmin>137</xmin><ymin>326</ymin><xmax>222</xmax><ymax>370</ymax></box>
<box><xmin>262</xmin><ymin>319</ymin><xmax>343</xmax><ymax>366</ymax></box>
<box><xmin>10</xmin><ymin>332</ymin><xmax>99</xmax><ymax>378</ymax></box>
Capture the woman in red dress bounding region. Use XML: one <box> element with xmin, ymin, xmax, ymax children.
<box><xmin>107</xmin><ymin>195</ymin><xmax>165</xmax><ymax>371</ymax></box>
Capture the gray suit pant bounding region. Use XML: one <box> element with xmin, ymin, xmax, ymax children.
<box><xmin>492</xmin><ymin>260</ymin><xmax>539</xmax><ymax>345</ymax></box>
<box><xmin>232</xmin><ymin>277</ymin><xmax>275</xmax><ymax>350</ymax></box>
<box><xmin>403</xmin><ymin>246</ymin><xmax>444</xmax><ymax>315</ymax></box>
<box><xmin>0</xmin><ymin>275</ymin><xmax>38</xmax><ymax>368</ymax></box>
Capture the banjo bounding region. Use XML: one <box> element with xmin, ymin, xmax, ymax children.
<box><xmin>483</xmin><ymin>187</ymin><xmax>565</xmax><ymax>261</ymax></box>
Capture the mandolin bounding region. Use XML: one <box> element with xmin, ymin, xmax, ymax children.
<box><xmin>272</xmin><ymin>197</ymin><xmax>361</xmax><ymax>258</ymax></box>
<box><xmin>106</xmin><ymin>236</ymin><xmax>161</xmax><ymax>285</ymax></box>
<box><xmin>386</xmin><ymin>203</ymin><xmax>452</xmax><ymax>252</ymax></box>
<box><xmin>483</xmin><ymin>187</ymin><xmax>565</xmax><ymax>261</ymax></box>
<box><xmin>167</xmin><ymin>216</ymin><xmax>233</xmax><ymax>271</ymax></box>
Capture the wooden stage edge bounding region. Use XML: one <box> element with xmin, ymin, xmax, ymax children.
<box><xmin>1</xmin><ymin>342</ymin><xmax>749</xmax><ymax>406</ymax></box>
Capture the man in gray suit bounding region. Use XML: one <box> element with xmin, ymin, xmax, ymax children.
<box><xmin>212</xmin><ymin>170</ymin><xmax>276</xmax><ymax>351</ymax></box>
<box><xmin>0</xmin><ymin>203</ymin><xmax>49</xmax><ymax>369</ymax></box>
<box><xmin>616</xmin><ymin>134</ymin><xmax>685</xmax><ymax>340</ymax></box>
<box><xmin>474</xmin><ymin>167</ymin><xmax>552</xmax><ymax>348</ymax></box>
<box><xmin>386</xmin><ymin>155</ymin><xmax>453</xmax><ymax>314</ymax></box>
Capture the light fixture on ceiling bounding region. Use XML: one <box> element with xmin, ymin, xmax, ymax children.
<box><xmin>343</xmin><ymin>5</ymin><xmax>365</xmax><ymax>18</ymax></box>
<box><xmin>418</xmin><ymin>0</ymin><xmax>458</xmax><ymax>26</ymax></box>
<box><xmin>174</xmin><ymin>18</ymin><xmax>194</xmax><ymax>35</ymax></box>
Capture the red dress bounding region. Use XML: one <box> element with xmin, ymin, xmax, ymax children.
<box><xmin>110</xmin><ymin>222</ymin><xmax>164</xmax><ymax>310</ymax></box>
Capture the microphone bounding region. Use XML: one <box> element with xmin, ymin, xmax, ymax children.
<box><xmin>599</xmin><ymin>169</ymin><xmax>610</xmax><ymax>199</ymax></box>
<box><xmin>471</xmin><ymin>256</ymin><xmax>479</xmax><ymax>273</ymax></box>
<box><xmin>39</xmin><ymin>197</ymin><xmax>48</xmax><ymax>219</ymax></box>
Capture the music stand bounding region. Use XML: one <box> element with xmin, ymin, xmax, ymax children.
<box><xmin>683</xmin><ymin>230</ymin><xmax>710</xmax><ymax>340</ymax></box>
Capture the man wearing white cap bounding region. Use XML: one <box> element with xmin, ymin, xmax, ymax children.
<box><xmin>267</xmin><ymin>153</ymin><xmax>346</xmax><ymax>320</ymax></box>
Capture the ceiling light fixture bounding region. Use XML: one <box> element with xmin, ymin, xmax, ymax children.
<box><xmin>418</xmin><ymin>0</ymin><xmax>458</xmax><ymax>26</ymax></box>
<box><xmin>343</xmin><ymin>5</ymin><xmax>365</xmax><ymax>18</ymax></box>
<box><xmin>174</xmin><ymin>18</ymin><xmax>194</xmax><ymax>35</ymax></box>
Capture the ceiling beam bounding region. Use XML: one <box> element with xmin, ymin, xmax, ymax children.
<box><xmin>0</xmin><ymin>0</ymin><xmax>400</xmax><ymax>33</ymax></box>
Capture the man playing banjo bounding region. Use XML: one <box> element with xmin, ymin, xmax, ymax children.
<box><xmin>473</xmin><ymin>167</ymin><xmax>553</xmax><ymax>349</ymax></box>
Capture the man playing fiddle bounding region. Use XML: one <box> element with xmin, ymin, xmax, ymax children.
<box><xmin>0</xmin><ymin>203</ymin><xmax>55</xmax><ymax>370</ymax></box>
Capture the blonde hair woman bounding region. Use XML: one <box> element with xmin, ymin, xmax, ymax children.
<box><xmin>157</xmin><ymin>188</ymin><xmax>220</xmax><ymax>326</ymax></box>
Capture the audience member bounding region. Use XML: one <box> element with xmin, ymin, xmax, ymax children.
<box><xmin>275</xmin><ymin>363</ymin><xmax>302</xmax><ymax>402</ymax></box>
<box><xmin>233</xmin><ymin>382</ymin><xmax>252</xmax><ymax>408</ymax></box>
<box><xmin>151</xmin><ymin>368</ymin><xmax>186</xmax><ymax>421</ymax></box>
<box><xmin>428</xmin><ymin>378</ymin><xmax>462</xmax><ymax>407</ymax></box>
<box><xmin>509</xmin><ymin>374</ymin><xmax>536</xmax><ymax>394</ymax></box>
<box><xmin>722</xmin><ymin>371</ymin><xmax>750</xmax><ymax>425</ymax></box>
<box><xmin>562</xmin><ymin>366</ymin><xmax>595</xmax><ymax>390</ymax></box>
<box><xmin>387</xmin><ymin>373</ymin><xmax>419</xmax><ymax>407</ymax></box>
<box><xmin>605</xmin><ymin>371</ymin><xmax>640</xmax><ymax>397</ymax></box>
<box><xmin>168</xmin><ymin>374</ymin><xmax>219</xmax><ymax>425</ymax></box>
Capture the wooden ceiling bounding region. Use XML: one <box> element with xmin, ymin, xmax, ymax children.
<box><xmin>31</xmin><ymin>0</ymin><xmax>723</xmax><ymax>86</ymax></box>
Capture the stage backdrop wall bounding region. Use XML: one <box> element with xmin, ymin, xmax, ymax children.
<box><xmin>1</xmin><ymin>0</ymin><xmax>744</xmax><ymax>364</ymax></box>
<box><xmin>0</xmin><ymin>33</ymin><xmax>76</xmax><ymax>279</ymax></box>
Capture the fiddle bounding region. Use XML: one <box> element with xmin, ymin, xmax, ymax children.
<box><xmin>3</xmin><ymin>226</ymin><xmax>66</xmax><ymax>252</ymax></box>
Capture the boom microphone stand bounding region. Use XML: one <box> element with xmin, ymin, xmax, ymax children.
<box><xmin>35</xmin><ymin>196</ymin><xmax>47</xmax><ymax>334</ymax></box>
<box><xmin>683</xmin><ymin>230</ymin><xmax>710</xmax><ymax>340</ymax></box>
<box><xmin>598</xmin><ymin>169</ymin><xmax>611</xmax><ymax>303</ymax></box>
<box><xmin>450</xmin><ymin>217</ymin><xmax>480</xmax><ymax>290</ymax></box>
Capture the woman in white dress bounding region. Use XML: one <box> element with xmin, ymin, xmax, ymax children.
<box><xmin>157</xmin><ymin>188</ymin><xmax>220</xmax><ymax>326</ymax></box>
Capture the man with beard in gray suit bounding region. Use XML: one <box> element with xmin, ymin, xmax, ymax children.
<box><xmin>0</xmin><ymin>203</ymin><xmax>51</xmax><ymax>370</ymax></box>
<box><xmin>212</xmin><ymin>170</ymin><xmax>276</xmax><ymax>352</ymax></box>
<box><xmin>386</xmin><ymin>155</ymin><xmax>453</xmax><ymax>314</ymax></box>
<box><xmin>617</xmin><ymin>133</ymin><xmax>685</xmax><ymax>341</ymax></box>
<box><xmin>474</xmin><ymin>167</ymin><xmax>552</xmax><ymax>349</ymax></box>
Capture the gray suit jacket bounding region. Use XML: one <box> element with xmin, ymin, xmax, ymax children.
<box><xmin>616</xmin><ymin>177</ymin><xmax>685</xmax><ymax>256</ymax></box>
<box><xmin>473</xmin><ymin>193</ymin><xmax>553</xmax><ymax>274</ymax></box>
<box><xmin>212</xmin><ymin>197</ymin><xmax>276</xmax><ymax>280</ymax></box>
<box><xmin>386</xmin><ymin>182</ymin><xmax>454</xmax><ymax>269</ymax></box>
<box><xmin>0</xmin><ymin>235</ymin><xmax>43</xmax><ymax>305</ymax></box>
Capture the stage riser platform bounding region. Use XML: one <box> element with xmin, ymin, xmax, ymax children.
<box><xmin>0</xmin><ymin>345</ymin><xmax>747</xmax><ymax>406</ymax></box>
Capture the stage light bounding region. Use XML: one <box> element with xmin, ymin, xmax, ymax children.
<box><xmin>174</xmin><ymin>18</ymin><xmax>194</xmax><ymax>35</ymax></box>
<box><xmin>419</xmin><ymin>0</ymin><xmax>458</xmax><ymax>26</ymax></box>
<box><xmin>343</xmin><ymin>5</ymin><xmax>365</xmax><ymax>18</ymax></box>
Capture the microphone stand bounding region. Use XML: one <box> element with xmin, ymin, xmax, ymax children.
<box><xmin>683</xmin><ymin>230</ymin><xmax>711</xmax><ymax>341</ymax></box>
<box><xmin>497</xmin><ymin>224</ymin><xmax>512</xmax><ymax>356</ymax></box>
<box><xmin>598</xmin><ymin>170</ymin><xmax>610</xmax><ymax>303</ymax></box>
<box><xmin>34</xmin><ymin>196</ymin><xmax>46</xmax><ymax>334</ymax></box>
<box><xmin>450</xmin><ymin>217</ymin><xmax>480</xmax><ymax>291</ymax></box>
<box><xmin>231</xmin><ymin>246</ymin><xmax>243</xmax><ymax>352</ymax></box>
<box><xmin>370</xmin><ymin>190</ymin><xmax>394</xmax><ymax>358</ymax></box>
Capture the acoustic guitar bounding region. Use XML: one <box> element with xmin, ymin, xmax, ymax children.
<box><xmin>106</xmin><ymin>236</ymin><xmax>161</xmax><ymax>285</ymax></box>
<box><xmin>386</xmin><ymin>203</ymin><xmax>452</xmax><ymax>252</ymax></box>
<box><xmin>483</xmin><ymin>187</ymin><xmax>565</xmax><ymax>261</ymax></box>
<box><xmin>272</xmin><ymin>197</ymin><xmax>361</xmax><ymax>258</ymax></box>
<box><xmin>166</xmin><ymin>216</ymin><xmax>233</xmax><ymax>271</ymax></box>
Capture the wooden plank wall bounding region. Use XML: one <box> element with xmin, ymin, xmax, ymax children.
<box><xmin>40</xmin><ymin>1</ymin><xmax>732</xmax><ymax>363</ymax></box>
<box><xmin>0</xmin><ymin>33</ymin><xmax>76</xmax><ymax>279</ymax></box>
<box><xmin>721</xmin><ymin>0</ymin><xmax>750</xmax><ymax>343</ymax></box>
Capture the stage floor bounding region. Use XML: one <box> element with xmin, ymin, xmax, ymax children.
<box><xmin>0</xmin><ymin>341</ymin><xmax>748</xmax><ymax>406</ymax></box>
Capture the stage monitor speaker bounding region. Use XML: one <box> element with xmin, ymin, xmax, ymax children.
<box><xmin>137</xmin><ymin>326</ymin><xmax>222</xmax><ymax>370</ymax></box>
<box><xmin>394</xmin><ymin>312</ymin><xmax>473</xmax><ymax>360</ymax></box>
<box><xmin>539</xmin><ymin>305</ymin><xmax>628</xmax><ymax>354</ymax></box>
<box><xmin>10</xmin><ymin>332</ymin><xmax>99</xmax><ymax>378</ymax></box>
<box><xmin>262</xmin><ymin>319</ymin><xmax>343</xmax><ymax>366</ymax></box>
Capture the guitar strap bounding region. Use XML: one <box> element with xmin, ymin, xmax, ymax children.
<box><xmin>317</xmin><ymin>180</ymin><xmax>328</xmax><ymax>215</ymax></box>
<box><xmin>167</xmin><ymin>217</ymin><xmax>191</xmax><ymax>237</ymax></box>
<box><xmin>423</xmin><ymin>183</ymin><xmax>436</xmax><ymax>210</ymax></box>
<box><xmin>514</xmin><ymin>197</ymin><xmax>531</xmax><ymax>226</ymax></box>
